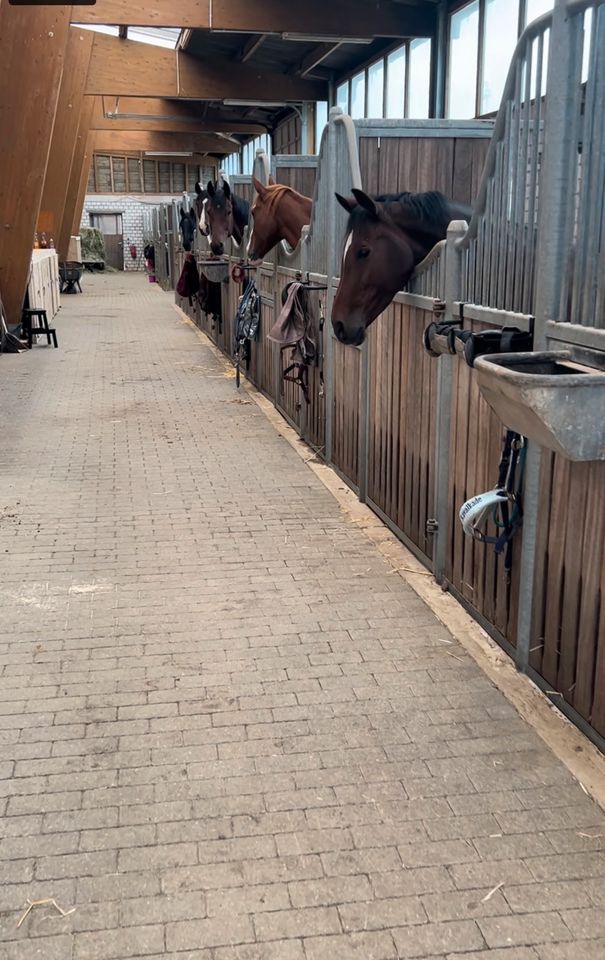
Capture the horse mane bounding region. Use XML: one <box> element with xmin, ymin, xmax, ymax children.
<box><xmin>232</xmin><ymin>192</ymin><xmax>250</xmax><ymax>225</ymax></box>
<box><xmin>347</xmin><ymin>190</ymin><xmax>453</xmax><ymax>232</ymax></box>
<box><xmin>257</xmin><ymin>183</ymin><xmax>311</xmax><ymax>215</ymax></box>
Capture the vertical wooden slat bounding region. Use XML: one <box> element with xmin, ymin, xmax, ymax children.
<box><xmin>572</xmin><ymin>463</ymin><xmax>605</xmax><ymax>721</ymax></box>
<box><xmin>557</xmin><ymin>462</ymin><xmax>591</xmax><ymax>702</ymax></box>
<box><xmin>589</xmin><ymin>559</ymin><xmax>605</xmax><ymax>738</ymax></box>
<box><xmin>541</xmin><ymin>456</ymin><xmax>572</xmax><ymax>686</ymax></box>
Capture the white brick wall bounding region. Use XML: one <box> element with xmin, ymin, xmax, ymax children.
<box><xmin>80</xmin><ymin>194</ymin><xmax>184</xmax><ymax>272</ymax></box>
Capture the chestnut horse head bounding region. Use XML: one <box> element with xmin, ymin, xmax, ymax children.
<box><xmin>205</xmin><ymin>179</ymin><xmax>250</xmax><ymax>257</ymax></box>
<box><xmin>331</xmin><ymin>188</ymin><xmax>472</xmax><ymax>346</ymax></box>
<box><xmin>248</xmin><ymin>176</ymin><xmax>313</xmax><ymax>261</ymax></box>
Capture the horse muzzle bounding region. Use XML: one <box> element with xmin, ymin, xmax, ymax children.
<box><xmin>210</xmin><ymin>241</ymin><xmax>224</xmax><ymax>256</ymax></box>
<box><xmin>332</xmin><ymin>319</ymin><xmax>365</xmax><ymax>347</ymax></box>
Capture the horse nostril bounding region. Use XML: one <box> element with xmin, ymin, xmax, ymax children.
<box><xmin>333</xmin><ymin>320</ymin><xmax>345</xmax><ymax>341</ymax></box>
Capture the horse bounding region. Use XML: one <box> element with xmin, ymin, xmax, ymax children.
<box><xmin>205</xmin><ymin>179</ymin><xmax>250</xmax><ymax>257</ymax></box>
<box><xmin>331</xmin><ymin>188</ymin><xmax>472</xmax><ymax>346</ymax></box>
<box><xmin>193</xmin><ymin>182</ymin><xmax>209</xmax><ymax>237</ymax></box>
<box><xmin>179</xmin><ymin>204</ymin><xmax>198</xmax><ymax>253</ymax></box>
<box><xmin>248</xmin><ymin>175</ymin><xmax>313</xmax><ymax>261</ymax></box>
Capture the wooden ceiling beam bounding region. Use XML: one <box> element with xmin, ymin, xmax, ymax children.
<box><xmin>75</xmin><ymin>0</ymin><xmax>435</xmax><ymax>37</ymax></box>
<box><xmin>92</xmin><ymin>131</ymin><xmax>235</xmax><ymax>154</ymax></box>
<box><xmin>85</xmin><ymin>34</ymin><xmax>328</xmax><ymax>100</ymax></box>
<box><xmin>295</xmin><ymin>42</ymin><xmax>342</xmax><ymax>78</ymax></box>
<box><xmin>91</xmin><ymin>98</ymin><xmax>267</xmax><ymax>133</ymax></box>
<box><xmin>38</xmin><ymin>29</ymin><xmax>96</xmax><ymax>241</ymax></box>
<box><xmin>239</xmin><ymin>34</ymin><xmax>267</xmax><ymax>62</ymax></box>
<box><xmin>93</xmin><ymin>116</ymin><xmax>267</xmax><ymax>134</ymax></box>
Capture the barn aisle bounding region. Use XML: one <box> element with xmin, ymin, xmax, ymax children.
<box><xmin>1</xmin><ymin>272</ymin><xmax>604</xmax><ymax>959</ymax></box>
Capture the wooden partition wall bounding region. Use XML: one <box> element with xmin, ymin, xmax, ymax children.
<box><xmin>168</xmin><ymin>109</ymin><xmax>605</xmax><ymax>750</ymax></box>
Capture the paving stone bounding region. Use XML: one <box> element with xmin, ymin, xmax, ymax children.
<box><xmin>253</xmin><ymin>905</ymin><xmax>341</xmax><ymax>940</ymax></box>
<box><xmin>392</xmin><ymin>918</ymin><xmax>484</xmax><ymax>956</ymax></box>
<box><xmin>478</xmin><ymin>912</ymin><xmax>573</xmax><ymax>948</ymax></box>
<box><xmin>0</xmin><ymin>274</ymin><xmax>603</xmax><ymax>960</ymax></box>
<box><xmin>303</xmin><ymin>931</ymin><xmax>399</xmax><ymax>959</ymax></box>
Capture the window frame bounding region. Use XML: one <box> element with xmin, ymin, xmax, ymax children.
<box><xmin>445</xmin><ymin>0</ymin><xmax>555</xmax><ymax>119</ymax></box>
<box><xmin>333</xmin><ymin>38</ymin><xmax>433</xmax><ymax>121</ymax></box>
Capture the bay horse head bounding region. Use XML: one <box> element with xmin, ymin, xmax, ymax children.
<box><xmin>248</xmin><ymin>175</ymin><xmax>313</xmax><ymax>261</ymax></box>
<box><xmin>331</xmin><ymin>188</ymin><xmax>472</xmax><ymax>346</ymax></box>
<box><xmin>205</xmin><ymin>179</ymin><xmax>249</xmax><ymax>256</ymax></box>
<box><xmin>179</xmin><ymin>203</ymin><xmax>197</xmax><ymax>252</ymax></box>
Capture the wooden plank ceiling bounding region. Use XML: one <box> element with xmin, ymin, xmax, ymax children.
<box><xmin>77</xmin><ymin>0</ymin><xmax>437</xmax><ymax>161</ymax></box>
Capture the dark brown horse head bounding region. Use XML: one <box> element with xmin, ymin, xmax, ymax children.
<box><xmin>205</xmin><ymin>179</ymin><xmax>250</xmax><ymax>256</ymax></box>
<box><xmin>179</xmin><ymin>204</ymin><xmax>197</xmax><ymax>252</ymax></box>
<box><xmin>205</xmin><ymin>179</ymin><xmax>232</xmax><ymax>256</ymax></box>
<box><xmin>331</xmin><ymin>188</ymin><xmax>470</xmax><ymax>346</ymax></box>
<box><xmin>331</xmin><ymin>190</ymin><xmax>416</xmax><ymax>346</ymax></box>
<box><xmin>248</xmin><ymin>175</ymin><xmax>312</xmax><ymax>261</ymax></box>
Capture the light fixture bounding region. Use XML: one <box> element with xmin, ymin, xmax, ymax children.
<box><xmin>223</xmin><ymin>100</ymin><xmax>288</xmax><ymax>108</ymax></box>
<box><xmin>144</xmin><ymin>151</ymin><xmax>194</xmax><ymax>157</ymax></box>
<box><xmin>281</xmin><ymin>33</ymin><xmax>373</xmax><ymax>44</ymax></box>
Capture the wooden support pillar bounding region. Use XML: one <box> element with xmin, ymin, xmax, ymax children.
<box><xmin>38</xmin><ymin>29</ymin><xmax>94</xmax><ymax>246</ymax></box>
<box><xmin>71</xmin><ymin>133</ymin><xmax>96</xmax><ymax>240</ymax></box>
<box><xmin>0</xmin><ymin>4</ymin><xmax>72</xmax><ymax>325</ymax></box>
<box><xmin>58</xmin><ymin>106</ymin><xmax>96</xmax><ymax>259</ymax></box>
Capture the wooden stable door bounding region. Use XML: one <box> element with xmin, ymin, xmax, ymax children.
<box><xmin>90</xmin><ymin>212</ymin><xmax>124</xmax><ymax>269</ymax></box>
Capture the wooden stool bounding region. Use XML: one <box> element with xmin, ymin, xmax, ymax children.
<box><xmin>21</xmin><ymin>308</ymin><xmax>58</xmax><ymax>349</ymax></box>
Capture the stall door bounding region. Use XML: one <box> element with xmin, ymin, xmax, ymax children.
<box><xmin>90</xmin><ymin>213</ymin><xmax>124</xmax><ymax>270</ymax></box>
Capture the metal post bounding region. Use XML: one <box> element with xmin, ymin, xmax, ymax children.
<box><xmin>300</xmin><ymin>103</ymin><xmax>311</xmax><ymax>155</ymax></box>
<box><xmin>432</xmin><ymin>220</ymin><xmax>466</xmax><ymax>584</ymax></box>
<box><xmin>532</xmin><ymin>0</ymin><xmax>580</xmax><ymax>350</ymax></box>
<box><xmin>431</xmin><ymin>0</ymin><xmax>448</xmax><ymax>119</ymax></box>
<box><xmin>514</xmin><ymin>439</ymin><xmax>541</xmax><ymax>671</ymax></box>
<box><xmin>515</xmin><ymin>0</ymin><xmax>577</xmax><ymax>670</ymax></box>
<box><xmin>323</xmin><ymin>109</ymin><xmax>341</xmax><ymax>465</ymax></box>
<box><xmin>357</xmin><ymin>338</ymin><xmax>370</xmax><ymax>503</ymax></box>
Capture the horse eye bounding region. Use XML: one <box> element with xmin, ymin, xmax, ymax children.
<box><xmin>357</xmin><ymin>248</ymin><xmax>370</xmax><ymax>259</ymax></box>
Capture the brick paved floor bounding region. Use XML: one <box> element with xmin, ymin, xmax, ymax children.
<box><xmin>1</xmin><ymin>272</ymin><xmax>604</xmax><ymax>960</ymax></box>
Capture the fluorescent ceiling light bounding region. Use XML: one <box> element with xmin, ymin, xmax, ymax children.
<box><xmin>281</xmin><ymin>33</ymin><xmax>373</xmax><ymax>44</ymax></box>
<box><xmin>106</xmin><ymin>112</ymin><xmax>196</xmax><ymax>122</ymax></box>
<box><xmin>144</xmin><ymin>151</ymin><xmax>194</xmax><ymax>157</ymax></box>
<box><xmin>223</xmin><ymin>100</ymin><xmax>288</xmax><ymax>108</ymax></box>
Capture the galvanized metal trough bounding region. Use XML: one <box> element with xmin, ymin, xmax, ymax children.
<box><xmin>474</xmin><ymin>351</ymin><xmax>605</xmax><ymax>461</ymax></box>
<box><xmin>198</xmin><ymin>259</ymin><xmax>230</xmax><ymax>284</ymax></box>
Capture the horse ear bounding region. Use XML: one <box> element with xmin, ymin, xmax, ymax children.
<box><xmin>207</xmin><ymin>181</ymin><xmax>215</xmax><ymax>197</ymax></box>
<box><xmin>268</xmin><ymin>175</ymin><xmax>276</xmax><ymax>186</ymax></box>
<box><xmin>335</xmin><ymin>192</ymin><xmax>356</xmax><ymax>214</ymax></box>
<box><xmin>252</xmin><ymin>176</ymin><xmax>266</xmax><ymax>197</ymax></box>
<box><xmin>223</xmin><ymin>180</ymin><xmax>231</xmax><ymax>199</ymax></box>
<box><xmin>179</xmin><ymin>205</ymin><xmax>186</xmax><ymax>219</ymax></box>
<box><xmin>195</xmin><ymin>182</ymin><xmax>203</xmax><ymax>196</ymax></box>
<box><xmin>351</xmin><ymin>188</ymin><xmax>378</xmax><ymax>218</ymax></box>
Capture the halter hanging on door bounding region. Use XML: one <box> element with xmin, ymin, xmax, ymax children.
<box><xmin>459</xmin><ymin>431</ymin><xmax>526</xmax><ymax>579</ymax></box>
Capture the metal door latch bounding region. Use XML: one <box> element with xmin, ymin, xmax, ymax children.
<box><xmin>426</xmin><ymin>518</ymin><xmax>439</xmax><ymax>536</ymax></box>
